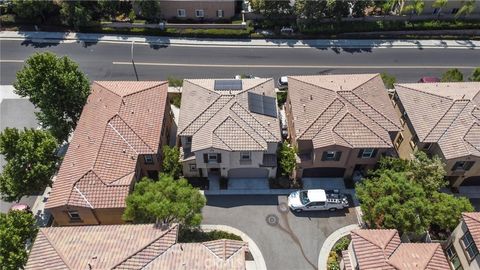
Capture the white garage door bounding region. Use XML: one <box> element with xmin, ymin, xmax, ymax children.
<box><xmin>228</xmin><ymin>168</ymin><xmax>269</xmax><ymax>179</ymax></box>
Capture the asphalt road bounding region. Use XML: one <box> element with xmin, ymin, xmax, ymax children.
<box><xmin>202</xmin><ymin>195</ymin><xmax>357</xmax><ymax>270</ymax></box>
<box><xmin>1</xmin><ymin>39</ymin><xmax>480</xmax><ymax>84</ymax></box>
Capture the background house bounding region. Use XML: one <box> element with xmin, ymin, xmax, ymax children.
<box><xmin>447</xmin><ymin>212</ymin><xmax>480</xmax><ymax>270</ymax></box>
<box><xmin>285</xmin><ymin>74</ymin><xmax>401</xmax><ymax>181</ymax></box>
<box><xmin>393</xmin><ymin>82</ymin><xmax>480</xmax><ymax>188</ymax></box>
<box><xmin>342</xmin><ymin>229</ymin><xmax>451</xmax><ymax>270</ymax></box>
<box><xmin>46</xmin><ymin>81</ymin><xmax>172</xmax><ymax>226</ymax></box>
<box><xmin>159</xmin><ymin>0</ymin><xmax>239</xmax><ymax>21</ymax></box>
<box><xmin>177</xmin><ymin>78</ymin><xmax>281</xmax><ymax>181</ymax></box>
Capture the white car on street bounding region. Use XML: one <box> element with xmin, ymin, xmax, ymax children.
<box><xmin>287</xmin><ymin>189</ymin><xmax>349</xmax><ymax>212</ymax></box>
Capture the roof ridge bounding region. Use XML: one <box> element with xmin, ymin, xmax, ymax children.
<box><xmin>424</xmin><ymin>99</ymin><xmax>470</xmax><ymax>142</ymax></box>
<box><xmin>212</xmin><ymin>132</ymin><xmax>233</xmax><ymax>151</ymax></box>
<box><xmin>332</xmin><ymin>113</ymin><xmax>392</xmax><ymax>148</ymax></box>
<box><xmin>108</xmin><ymin>114</ymin><xmax>155</xmax><ymax>153</ymax></box>
<box><xmin>339</xmin><ymin>91</ymin><xmax>401</xmax><ymax>131</ymax></box>
<box><xmin>93</xmin><ymin>81</ymin><xmax>123</xmax><ymax>98</ymax></box>
<box><xmin>67</xmin><ymin>170</ymin><xmax>96</xmax><ymax>207</ymax></box>
<box><xmin>237</xmin><ymin>78</ymin><xmax>273</xmax><ymax>94</ymax></box>
<box><xmin>464</xmin><ymin>123</ymin><xmax>480</xmax><ymax>154</ymax></box>
<box><xmin>122</xmin><ymin>81</ymin><xmax>167</xmax><ymax>98</ymax></box>
<box><xmin>395</xmin><ymin>84</ymin><xmax>455</xmax><ymax>102</ymax></box>
<box><xmin>230</xmin><ymin>102</ymin><xmax>279</xmax><ymax>141</ymax></box>
<box><xmin>213</xmin><ymin>116</ymin><xmax>266</xmax><ymax>151</ymax></box>
<box><xmin>464</xmin><ymin>212</ymin><xmax>480</xmax><ymax>223</ymax></box>
<box><xmin>179</xmin><ymin>94</ymin><xmax>233</xmax><ymax>135</ymax></box>
<box><xmin>288</xmin><ymin>76</ymin><xmax>336</xmax><ymax>93</ymax></box>
<box><xmin>38</xmin><ymin>229</ymin><xmax>75</xmax><ymax>269</ymax></box>
<box><xmin>298</xmin><ymin>98</ymin><xmax>345</xmax><ymax>139</ymax></box>
<box><xmin>424</xmin><ymin>243</ymin><xmax>442</xmax><ymax>268</ymax></box>
<box><xmin>112</xmin><ymin>224</ymin><xmax>178</xmax><ymax>269</ymax></box>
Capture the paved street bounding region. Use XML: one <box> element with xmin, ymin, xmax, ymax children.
<box><xmin>202</xmin><ymin>195</ymin><xmax>357</xmax><ymax>270</ymax></box>
<box><xmin>1</xmin><ymin>39</ymin><xmax>480</xmax><ymax>84</ymax></box>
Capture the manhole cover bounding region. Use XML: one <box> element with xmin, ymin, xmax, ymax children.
<box><xmin>266</xmin><ymin>214</ymin><xmax>279</xmax><ymax>226</ymax></box>
<box><xmin>277</xmin><ymin>203</ymin><xmax>289</xmax><ymax>213</ymax></box>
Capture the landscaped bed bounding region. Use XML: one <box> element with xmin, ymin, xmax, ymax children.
<box><xmin>328</xmin><ymin>235</ymin><xmax>351</xmax><ymax>270</ymax></box>
<box><xmin>178</xmin><ymin>228</ymin><xmax>242</xmax><ymax>243</ymax></box>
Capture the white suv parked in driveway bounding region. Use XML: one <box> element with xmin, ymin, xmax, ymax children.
<box><xmin>287</xmin><ymin>189</ymin><xmax>349</xmax><ymax>212</ymax></box>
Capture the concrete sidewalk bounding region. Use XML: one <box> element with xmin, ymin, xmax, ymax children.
<box><xmin>1</xmin><ymin>31</ymin><xmax>479</xmax><ymax>49</ymax></box>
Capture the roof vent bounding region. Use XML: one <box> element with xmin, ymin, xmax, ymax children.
<box><xmin>131</xmin><ymin>110</ymin><xmax>134</xmax><ymax>114</ymax></box>
<box><xmin>310</xmin><ymin>95</ymin><xmax>313</xmax><ymax>100</ymax></box>
<box><xmin>123</xmin><ymin>149</ymin><xmax>126</xmax><ymax>153</ymax></box>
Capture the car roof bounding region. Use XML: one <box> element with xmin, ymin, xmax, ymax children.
<box><xmin>306</xmin><ymin>189</ymin><xmax>326</xmax><ymax>202</ymax></box>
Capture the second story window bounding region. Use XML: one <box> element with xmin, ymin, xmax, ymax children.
<box><xmin>204</xmin><ymin>153</ymin><xmax>221</xmax><ymax>163</ymax></box>
<box><xmin>452</xmin><ymin>161</ymin><xmax>475</xmax><ymax>172</ymax></box>
<box><xmin>67</xmin><ymin>210</ymin><xmax>81</xmax><ymax>222</ymax></box>
<box><xmin>185</xmin><ymin>136</ymin><xmax>192</xmax><ymax>146</ymax></box>
<box><xmin>395</xmin><ymin>133</ymin><xmax>404</xmax><ymax>148</ymax></box>
<box><xmin>195</xmin><ymin>9</ymin><xmax>204</xmax><ymax>18</ymax></box>
<box><xmin>216</xmin><ymin>9</ymin><xmax>224</xmax><ymax>17</ymax></box>
<box><xmin>461</xmin><ymin>231</ymin><xmax>479</xmax><ymax>261</ymax></box>
<box><xmin>322</xmin><ymin>151</ymin><xmax>341</xmax><ymax>161</ymax></box>
<box><xmin>240</xmin><ymin>152</ymin><xmax>251</xmax><ymax>161</ymax></box>
<box><xmin>177</xmin><ymin>9</ymin><xmax>186</xmax><ymax>17</ymax></box>
<box><xmin>144</xmin><ymin>154</ymin><xmax>154</xmax><ymax>164</ymax></box>
<box><xmin>446</xmin><ymin>244</ymin><xmax>463</xmax><ymax>270</ymax></box>
<box><xmin>359</xmin><ymin>148</ymin><xmax>376</xmax><ymax>159</ymax></box>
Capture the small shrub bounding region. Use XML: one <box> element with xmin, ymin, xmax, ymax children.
<box><xmin>167</xmin><ymin>76</ymin><xmax>183</xmax><ymax>87</ymax></box>
<box><xmin>178</xmin><ymin>228</ymin><xmax>242</xmax><ymax>242</ymax></box>
<box><xmin>277</xmin><ymin>91</ymin><xmax>287</xmax><ymax>106</ymax></box>
<box><xmin>380</xmin><ymin>73</ymin><xmax>396</xmax><ymax>89</ymax></box>
<box><xmin>170</xmin><ymin>94</ymin><xmax>181</xmax><ymax>108</ymax></box>
<box><xmin>327</xmin><ymin>251</ymin><xmax>339</xmax><ymax>270</ymax></box>
<box><xmin>332</xmin><ymin>236</ymin><xmax>351</xmax><ymax>253</ymax></box>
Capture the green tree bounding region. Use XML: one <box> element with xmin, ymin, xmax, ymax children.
<box><xmin>430</xmin><ymin>192</ymin><xmax>474</xmax><ymax>232</ymax></box>
<box><xmin>137</xmin><ymin>0</ymin><xmax>159</xmax><ymax>22</ymax></box>
<box><xmin>468</xmin><ymin>67</ymin><xmax>480</xmax><ymax>81</ymax></box>
<box><xmin>356</xmin><ymin>171</ymin><xmax>431</xmax><ymax>234</ymax></box>
<box><xmin>402</xmin><ymin>0</ymin><xmax>425</xmax><ymax>17</ymax></box>
<box><xmin>278</xmin><ymin>143</ymin><xmax>297</xmax><ymax>178</ymax></box>
<box><xmin>441</xmin><ymin>68</ymin><xmax>464</xmax><ymax>82</ymax></box>
<box><xmin>0</xmin><ymin>210</ymin><xmax>38</xmax><ymax>270</ymax></box>
<box><xmin>251</xmin><ymin>0</ymin><xmax>292</xmax><ymax>19</ymax></box>
<box><xmin>11</xmin><ymin>0</ymin><xmax>56</xmax><ymax>23</ymax></box>
<box><xmin>407</xmin><ymin>151</ymin><xmax>447</xmax><ymax>195</ymax></box>
<box><xmin>456</xmin><ymin>0</ymin><xmax>476</xmax><ymax>17</ymax></box>
<box><xmin>97</xmin><ymin>0</ymin><xmax>119</xmax><ymax>20</ymax></box>
<box><xmin>14</xmin><ymin>52</ymin><xmax>90</xmax><ymax>143</ymax></box>
<box><xmin>0</xmin><ymin>128</ymin><xmax>58</xmax><ymax>202</ymax></box>
<box><xmin>351</xmin><ymin>0</ymin><xmax>374</xmax><ymax>17</ymax></box>
<box><xmin>432</xmin><ymin>0</ymin><xmax>448</xmax><ymax>17</ymax></box>
<box><xmin>162</xmin><ymin>145</ymin><xmax>182</xmax><ymax>179</ymax></box>
<box><xmin>60</xmin><ymin>1</ymin><xmax>92</xmax><ymax>30</ymax></box>
<box><xmin>325</xmin><ymin>0</ymin><xmax>350</xmax><ymax>20</ymax></box>
<box><xmin>295</xmin><ymin>0</ymin><xmax>327</xmax><ymax>30</ymax></box>
<box><xmin>123</xmin><ymin>175</ymin><xmax>206</xmax><ymax>227</ymax></box>
<box><xmin>380</xmin><ymin>73</ymin><xmax>396</xmax><ymax>89</ymax></box>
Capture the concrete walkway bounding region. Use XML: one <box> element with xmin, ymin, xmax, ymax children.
<box><xmin>1</xmin><ymin>31</ymin><xmax>479</xmax><ymax>49</ymax></box>
<box><xmin>201</xmin><ymin>224</ymin><xmax>267</xmax><ymax>270</ymax></box>
<box><xmin>317</xmin><ymin>224</ymin><xmax>359</xmax><ymax>270</ymax></box>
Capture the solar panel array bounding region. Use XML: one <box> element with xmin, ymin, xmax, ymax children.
<box><xmin>248</xmin><ymin>92</ymin><xmax>277</xmax><ymax>118</ymax></box>
<box><xmin>214</xmin><ymin>80</ymin><xmax>243</xmax><ymax>91</ymax></box>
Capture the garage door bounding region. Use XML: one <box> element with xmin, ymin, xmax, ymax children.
<box><xmin>461</xmin><ymin>176</ymin><xmax>480</xmax><ymax>186</ymax></box>
<box><xmin>228</xmin><ymin>168</ymin><xmax>269</xmax><ymax>179</ymax></box>
<box><xmin>302</xmin><ymin>167</ymin><xmax>346</xmax><ymax>178</ymax></box>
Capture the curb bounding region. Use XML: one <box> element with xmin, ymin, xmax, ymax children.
<box><xmin>1</xmin><ymin>31</ymin><xmax>479</xmax><ymax>49</ymax></box>
<box><xmin>317</xmin><ymin>224</ymin><xmax>359</xmax><ymax>269</ymax></box>
<box><xmin>201</xmin><ymin>224</ymin><xmax>267</xmax><ymax>270</ymax></box>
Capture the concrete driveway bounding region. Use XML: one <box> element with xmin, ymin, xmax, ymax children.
<box><xmin>202</xmin><ymin>195</ymin><xmax>357</xmax><ymax>270</ymax></box>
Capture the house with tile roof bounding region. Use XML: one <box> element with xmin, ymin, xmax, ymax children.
<box><xmin>25</xmin><ymin>223</ymin><xmax>249</xmax><ymax>270</ymax></box>
<box><xmin>45</xmin><ymin>81</ymin><xmax>173</xmax><ymax>226</ymax></box>
<box><xmin>285</xmin><ymin>74</ymin><xmax>401</xmax><ymax>180</ymax></box>
<box><xmin>393</xmin><ymin>82</ymin><xmax>480</xmax><ymax>187</ymax></box>
<box><xmin>446</xmin><ymin>212</ymin><xmax>480</xmax><ymax>270</ymax></box>
<box><xmin>341</xmin><ymin>229</ymin><xmax>451</xmax><ymax>270</ymax></box>
<box><xmin>177</xmin><ymin>78</ymin><xmax>281</xmax><ymax>181</ymax></box>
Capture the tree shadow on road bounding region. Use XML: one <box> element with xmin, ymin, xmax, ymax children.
<box><xmin>205</xmin><ymin>195</ymin><xmax>280</xmax><ymax>208</ymax></box>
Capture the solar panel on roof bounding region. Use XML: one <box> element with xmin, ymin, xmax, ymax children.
<box><xmin>214</xmin><ymin>80</ymin><xmax>243</xmax><ymax>91</ymax></box>
<box><xmin>248</xmin><ymin>92</ymin><xmax>277</xmax><ymax>118</ymax></box>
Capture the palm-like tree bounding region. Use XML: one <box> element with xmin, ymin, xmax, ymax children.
<box><xmin>402</xmin><ymin>0</ymin><xmax>425</xmax><ymax>19</ymax></box>
<box><xmin>456</xmin><ymin>0</ymin><xmax>475</xmax><ymax>17</ymax></box>
<box><xmin>432</xmin><ymin>0</ymin><xmax>448</xmax><ymax>17</ymax></box>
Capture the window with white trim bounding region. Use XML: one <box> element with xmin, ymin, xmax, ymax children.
<box><xmin>452</xmin><ymin>161</ymin><xmax>475</xmax><ymax>172</ymax></box>
<box><xmin>446</xmin><ymin>244</ymin><xmax>464</xmax><ymax>270</ymax></box>
<box><xmin>240</xmin><ymin>151</ymin><xmax>251</xmax><ymax>161</ymax></box>
<box><xmin>67</xmin><ymin>210</ymin><xmax>81</xmax><ymax>222</ymax></box>
<box><xmin>189</xmin><ymin>164</ymin><xmax>197</xmax><ymax>171</ymax></box>
<box><xmin>195</xmin><ymin>9</ymin><xmax>204</xmax><ymax>17</ymax></box>
<box><xmin>208</xmin><ymin>153</ymin><xmax>217</xmax><ymax>162</ymax></box>
<box><xmin>177</xmin><ymin>9</ymin><xmax>186</xmax><ymax>17</ymax></box>
<box><xmin>361</xmin><ymin>148</ymin><xmax>375</xmax><ymax>158</ymax></box>
<box><xmin>395</xmin><ymin>133</ymin><xmax>404</xmax><ymax>148</ymax></box>
<box><xmin>325</xmin><ymin>151</ymin><xmax>338</xmax><ymax>161</ymax></box>
<box><xmin>216</xmin><ymin>9</ymin><xmax>224</xmax><ymax>17</ymax></box>
<box><xmin>185</xmin><ymin>136</ymin><xmax>192</xmax><ymax>146</ymax></box>
<box><xmin>462</xmin><ymin>231</ymin><xmax>479</xmax><ymax>261</ymax></box>
<box><xmin>144</xmin><ymin>154</ymin><xmax>154</xmax><ymax>164</ymax></box>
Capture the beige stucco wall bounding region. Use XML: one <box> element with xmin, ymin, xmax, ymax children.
<box><xmin>159</xmin><ymin>0</ymin><xmax>236</xmax><ymax>20</ymax></box>
<box><xmin>449</xmin><ymin>220</ymin><xmax>480</xmax><ymax>269</ymax></box>
<box><xmin>393</xmin><ymin>95</ymin><xmax>480</xmax><ymax>187</ymax></box>
<box><xmin>50</xmin><ymin>206</ymin><xmax>127</xmax><ymax>226</ymax></box>
<box><xmin>179</xmin><ymin>137</ymin><xmax>278</xmax><ymax>178</ymax></box>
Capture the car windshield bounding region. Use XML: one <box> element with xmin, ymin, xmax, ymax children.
<box><xmin>300</xmin><ymin>191</ymin><xmax>310</xmax><ymax>205</ymax></box>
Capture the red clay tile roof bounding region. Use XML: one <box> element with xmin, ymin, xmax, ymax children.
<box><xmin>46</xmin><ymin>81</ymin><xmax>169</xmax><ymax>210</ymax></box>
<box><xmin>288</xmin><ymin>74</ymin><xmax>400</xmax><ymax>149</ymax></box>
<box><xmin>25</xmin><ymin>224</ymin><xmax>248</xmax><ymax>270</ymax></box>
<box><xmin>395</xmin><ymin>82</ymin><xmax>480</xmax><ymax>159</ymax></box>
<box><xmin>26</xmin><ymin>224</ymin><xmax>178</xmax><ymax>270</ymax></box>
<box><xmin>463</xmin><ymin>212</ymin><xmax>480</xmax><ymax>247</ymax></box>
<box><xmin>178</xmin><ymin>78</ymin><xmax>281</xmax><ymax>152</ymax></box>
<box><xmin>387</xmin><ymin>243</ymin><xmax>450</xmax><ymax>270</ymax></box>
<box><xmin>351</xmin><ymin>229</ymin><xmax>401</xmax><ymax>269</ymax></box>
